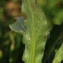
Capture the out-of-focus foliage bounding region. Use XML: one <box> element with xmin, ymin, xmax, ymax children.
<box><xmin>36</xmin><ymin>0</ymin><xmax>63</xmax><ymax>30</ymax></box>
<box><xmin>0</xmin><ymin>0</ymin><xmax>24</xmax><ymax>63</ymax></box>
<box><xmin>0</xmin><ymin>20</ymin><xmax>24</xmax><ymax>63</ymax></box>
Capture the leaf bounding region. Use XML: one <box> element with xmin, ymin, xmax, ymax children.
<box><xmin>9</xmin><ymin>0</ymin><xmax>49</xmax><ymax>63</ymax></box>
<box><xmin>52</xmin><ymin>43</ymin><xmax>63</xmax><ymax>63</ymax></box>
<box><xmin>9</xmin><ymin>17</ymin><xmax>27</xmax><ymax>34</ymax></box>
<box><xmin>22</xmin><ymin>0</ymin><xmax>49</xmax><ymax>63</ymax></box>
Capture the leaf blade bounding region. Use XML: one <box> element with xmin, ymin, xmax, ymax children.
<box><xmin>22</xmin><ymin>0</ymin><xmax>49</xmax><ymax>63</ymax></box>
<box><xmin>52</xmin><ymin>43</ymin><xmax>63</xmax><ymax>63</ymax></box>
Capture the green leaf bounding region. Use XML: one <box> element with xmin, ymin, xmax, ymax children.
<box><xmin>22</xmin><ymin>0</ymin><xmax>49</xmax><ymax>63</ymax></box>
<box><xmin>9</xmin><ymin>0</ymin><xmax>49</xmax><ymax>63</ymax></box>
<box><xmin>9</xmin><ymin>17</ymin><xmax>27</xmax><ymax>34</ymax></box>
<box><xmin>52</xmin><ymin>43</ymin><xmax>63</xmax><ymax>63</ymax></box>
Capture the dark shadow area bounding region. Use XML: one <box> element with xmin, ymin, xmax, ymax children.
<box><xmin>42</xmin><ymin>23</ymin><xmax>63</xmax><ymax>63</ymax></box>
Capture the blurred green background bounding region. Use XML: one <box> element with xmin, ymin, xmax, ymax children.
<box><xmin>0</xmin><ymin>0</ymin><xmax>63</xmax><ymax>63</ymax></box>
<box><xmin>0</xmin><ymin>19</ymin><xmax>25</xmax><ymax>63</ymax></box>
<box><xmin>0</xmin><ymin>0</ymin><xmax>25</xmax><ymax>62</ymax></box>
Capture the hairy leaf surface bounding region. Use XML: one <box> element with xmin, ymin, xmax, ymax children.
<box><xmin>22</xmin><ymin>0</ymin><xmax>49</xmax><ymax>63</ymax></box>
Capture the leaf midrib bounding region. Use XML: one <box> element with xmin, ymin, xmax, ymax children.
<box><xmin>27</xmin><ymin>0</ymin><xmax>36</xmax><ymax>63</ymax></box>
